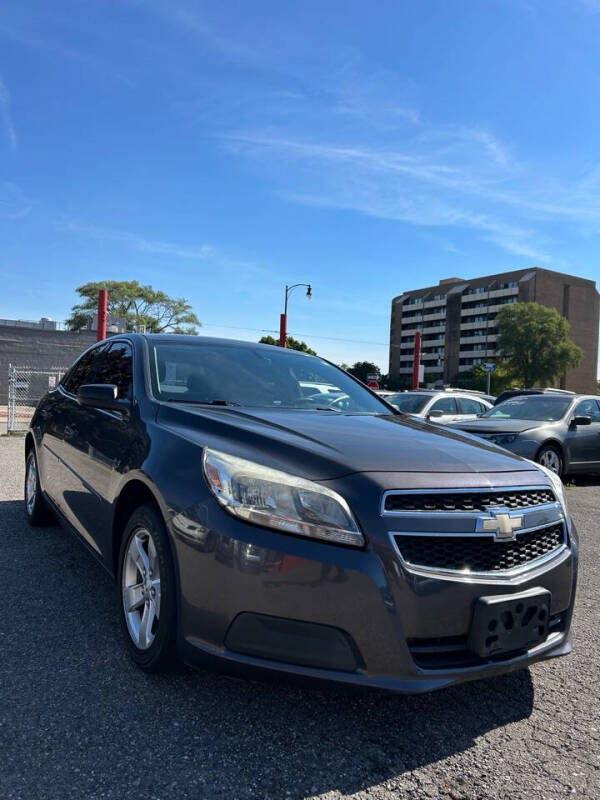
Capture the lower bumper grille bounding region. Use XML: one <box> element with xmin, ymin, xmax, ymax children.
<box><xmin>408</xmin><ymin>613</ymin><xmax>565</xmax><ymax>670</ymax></box>
<box><xmin>394</xmin><ymin>523</ymin><xmax>565</xmax><ymax>575</ymax></box>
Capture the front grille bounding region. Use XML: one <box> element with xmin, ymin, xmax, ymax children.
<box><xmin>384</xmin><ymin>489</ymin><xmax>555</xmax><ymax>514</ymax></box>
<box><xmin>394</xmin><ymin>524</ymin><xmax>564</xmax><ymax>574</ymax></box>
<box><xmin>408</xmin><ymin>614</ymin><xmax>565</xmax><ymax>670</ymax></box>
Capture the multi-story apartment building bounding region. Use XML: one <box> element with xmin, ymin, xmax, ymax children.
<box><xmin>389</xmin><ymin>267</ymin><xmax>599</xmax><ymax>394</ymax></box>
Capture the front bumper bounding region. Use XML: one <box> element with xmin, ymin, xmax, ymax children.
<box><xmin>169</xmin><ymin>501</ymin><xmax>578</xmax><ymax>694</ymax></box>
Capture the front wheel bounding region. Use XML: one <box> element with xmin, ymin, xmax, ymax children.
<box><xmin>117</xmin><ymin>505</ymin><xmax>177</xmax><ymax>672</ymax></box>
<box><xmin>24</xmin><ymin>448</ymin><xmax>53</xmax><ymax>526</ymax></box>
<box><xmin>536</xmin><ymin>444</ymin><xmax>564</xmax><ymax>479</ymax></box>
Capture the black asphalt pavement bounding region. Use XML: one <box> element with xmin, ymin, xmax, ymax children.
<box><xmin>1</xmin><ymin>436</ymin><xmax>598</xmax><ymax>799</ymax></box>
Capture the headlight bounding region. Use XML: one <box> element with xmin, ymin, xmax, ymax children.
<box><xmin>533</xmin><ymin>461</ymin><xmax>569</xmax><ymax>518</ymax></box>
<box><xmin>489</xmin><ymin>434</ymin><xmax>518</xmax><ymax>445</ymax></box>
<box><xmin>202</xmin><ymin>448</ymin><xmax>364</xmax><ymax>547</ymax></box>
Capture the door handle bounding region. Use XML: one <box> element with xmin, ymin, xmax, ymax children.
<box><xmin>64</xmin><ymin>424</ymin><xmax>79</xmax><ymax>439</ymax></box>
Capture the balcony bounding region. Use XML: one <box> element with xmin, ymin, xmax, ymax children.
<box><xmin>461</xmin><ymin>305</ymin><xmax>489</xmax><ymax>317</ymax></box>
<box><xmin>422</xmin><ymin>336</ymin><xmax>445</xmax><ymax>346</ymax></box>
<box><xmin>401</xmin><ymin>313</ymin><xmax>423</xmax><ymax>323</ymax></box>
<box><xmin>460</xmin><ymin>319</ymin><xmax>494</xmax><ymax>331</ymax></box>
<box><xmin>488</xmin><ymin>286</ymin><xmax>519</xmax><ymax>299</ymax></box>
<box><xmin>459</xmin><ymin>334</ymin><xmax>498</xmax><ymax>345</ymax></box>
<box><xmin>421</xmin><ymin>323</ymin><xmax>446</xmax><ymax>334</ymax></box>
<box><xmin>423</xmin><ymin>299</ymin><xmax>446</xmax><ymax>309</ymax></box>
<box><xmin>403</xmin><ymin>299</ymin><xmax>424</xmax><ymax>309</ymax></box>
<box><xmin>421</xmin><ymin>311</ymin><xmax>446</xmax><ymax>322</ymax></box>
<box><xmin>459</xmin><ymin>348</ymin><xmax>496</xmax><ymax>358</ymax></box>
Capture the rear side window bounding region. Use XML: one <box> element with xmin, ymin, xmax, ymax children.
<box><xmin>430</xmin><ymin>396</ymin><xmax>457</xmax><ymax>414</ymax></box>
<box><xmin>458</xmin><ymin>397</ymin><xmax>485</xmax><ymax>415</ymax></box>
<box><xmin>95</xmin><ymin>342</ymin><xmax>134</xmax><ymax>399</ymax></box>
<box><xmin>62</xmin><ymin>346</ymin><xmax>106</xmax><ymax>395</ymax></box>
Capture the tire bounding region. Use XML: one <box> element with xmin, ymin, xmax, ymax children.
<box><xmin>117</xmin><ymin>504</ymin><xmax>177</xmax><ymax>672</ymax></box>
<box><xmin>536</xmin><ymin>444</ymin><xmax>564</xmax><ymax>479</ymax></box>
<box><xmin>24</xmin><ymin>447</ymin><xmax>53</xmax><ymax>526</ymax></box>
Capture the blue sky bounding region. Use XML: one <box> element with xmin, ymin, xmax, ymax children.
<box><xmin>1</xmin><ymin>0</ymin><xmax>600</xmax><ymax>369</ymax></box>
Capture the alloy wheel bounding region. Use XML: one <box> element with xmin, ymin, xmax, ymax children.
<box><xmin>25</xmin><ymin>454</ymin><xmax>37</xmax><ymax>515</ymax></box>
<box><xmin>538</xmin><ymin>449</ymin><xmax>561</xmax><ymax>475</ymax></box>
<box><xmin>122</xmin><ymin>528</ymin><xmax>161</xmax><ymax>650</ymax></box>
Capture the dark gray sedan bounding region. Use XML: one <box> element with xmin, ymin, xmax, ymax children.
<box><xmin>24</xmin><ymin>335</ymin><xmax>577</xmax><ymax>693</ymax></box>
<box><xmin>447</xmin><ymin>393</ymin><xmax>600</xmax><ymax>478</ymax></box>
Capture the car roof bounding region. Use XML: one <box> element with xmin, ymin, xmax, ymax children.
<box><xmin>110</xmin><ymin>332</ymin><xmax>321</xmax><ymax>354</ymax></box>
<box><xmin>391</xmin><ymin>390</ymin><xmax>490</xmax><ymax>400</ymax></box>
<box><xmin>137</xmin><ymin>333</ymin><xmax>289</xmax><ymax>349</ymax></box>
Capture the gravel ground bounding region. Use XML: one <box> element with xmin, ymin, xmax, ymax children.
<box><xmin>0</xmin><ymin>435</ymin><xmax>598</xmax><ymax>800</ymax></box>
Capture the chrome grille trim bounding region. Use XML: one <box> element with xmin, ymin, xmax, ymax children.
<box><xmin>389</xmin><ymin>522</ymin><xmax>568</xmax><ymax>583</ymax></box>
<box><xmin>381</xmin><ymin>485</ymin><xmax>557</xmax><ymax>517</ymax></box>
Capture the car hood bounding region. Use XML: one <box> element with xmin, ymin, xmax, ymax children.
<box><xmin>157</xmin><ymin>404</ymin><xmax>541</xmax><ymax>480</ymax></box>
<box><xmin>446</xmin><ymin>417</ymin><xmax>549</xmax><ymax>435</ymax></box>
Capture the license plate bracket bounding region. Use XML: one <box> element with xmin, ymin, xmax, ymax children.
<box><xmin>467</xmin><ymin>588</ymin><xmax>551</xmax><ymax>658</ymax></box>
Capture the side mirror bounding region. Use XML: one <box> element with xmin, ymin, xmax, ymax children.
<box><xmin>427</xmin><ymin>409</ymin><xmax>444</xmax><ymax>419</ymax></box>
<box><xmin>78</xmin><ymin>384</ymin><xmax>126</xmax><ymax>412</ymax></box>
<box><xmin>571</xmin><ymin>415</ymin><xmax>592</xmax><ymax>427</ymax></box>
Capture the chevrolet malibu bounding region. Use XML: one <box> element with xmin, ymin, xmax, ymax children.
<box><xmin>24</xmin><ymin>335</ymin><xmax>577</xmax><ymax>692</ymax></box>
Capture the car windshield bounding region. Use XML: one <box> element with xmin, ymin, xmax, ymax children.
<box><xmin>481</xmin><ymin>395</ymin><xmax>572</xmax><ymax>421</ymax></box>
<box><xmin>387</xmin><ymin>393</ymin><xmax>430</xmax><ymax>413</ymax></box>
<box><xmin>149</xmin><ymin>341</ymin><xmax>390</xmax><ymax>413</ymax></box>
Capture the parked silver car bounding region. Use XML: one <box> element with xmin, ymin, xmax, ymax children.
<box><xmin>447</xmin><ymin>393</ymin><xmax>600</xmax><ymax>477</ymax></box>
<box><xmin>387</xmin><ymin>390</ymin><xmax>493</xmax><ymax>424</ymax></box>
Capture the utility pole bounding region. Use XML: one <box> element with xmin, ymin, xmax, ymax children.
<box><xmin>97</xmin><ymin>289</ymin><xmax>108</xmax><ymax>341</ymax></box>
<box><xmin>412</xmin><ymin>331</ymin><xmax>422</xmax><ymax>389</ymax></box>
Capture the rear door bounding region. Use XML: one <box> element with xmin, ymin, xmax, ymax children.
<box><xmin>51</xmin><ymin>344</ymin><xmax>108</xmax><ymax>550</ymax></box>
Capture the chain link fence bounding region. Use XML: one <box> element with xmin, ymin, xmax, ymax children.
<box><xmin>5</xmin><ymin>365</ymin><xmax>67</xmax><ymax>433</ymax></box>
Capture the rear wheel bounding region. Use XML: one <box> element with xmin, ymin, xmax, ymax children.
<box><xmin>536</xmin><ymin>444</ymin><xmax>563</xmax><ymax>479</ymax></box>
<box><xmin>117</xmin><ymin>504</ymin><xmax>177</xmax><ymax>672</ymax></box>
<box><xmin>24</xmin><ymin>448</ymin><xmax>52</xmax><ymax>526</ymax></box>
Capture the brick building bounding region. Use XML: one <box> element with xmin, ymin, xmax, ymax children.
<box><xmin>389</xmin><ymin>267</ymin><xmax>599</xmax><ymax>394</ymax></box>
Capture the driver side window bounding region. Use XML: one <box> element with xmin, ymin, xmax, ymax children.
<box><xmin>62</xmin><ymin>345</ymin><xmax>106</xmax><ymax>396</ymax></box>
<box><xmin>573</xmin><ymin>399</ymin><xmax>600</xmax><ymax>422</ymax></box>
<box><xmin>430</xmin><ymin>397</ymin><xmax>457</xmax><ymax>415</ymax></box>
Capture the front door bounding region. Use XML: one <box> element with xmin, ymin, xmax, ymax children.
<box><xmin>63</xmin><ymin>341</ymin><xmax>136</xmax><ymax>560</ymax></box>
<box><xmin>427</xmin><ymin>396</ymin><xmax>459</xmax><ymax>423</ymax></box>
<box><xmin>566</xmin><ymin>398</ymin><xmax>600</xmax><ymax>469</ymax></box>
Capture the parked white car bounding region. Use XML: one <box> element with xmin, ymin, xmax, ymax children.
<box><xmin>385</xmin><ymin>390</ymin><xmax>493</xmax><ymax>424</ymax></box>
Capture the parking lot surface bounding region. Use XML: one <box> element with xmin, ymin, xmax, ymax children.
<box><xmin>0</xmin><ymin>435</ymin><xmax>598</xmax><ymax>800</ymax></box>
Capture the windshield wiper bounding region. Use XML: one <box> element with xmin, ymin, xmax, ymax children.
<box><xmin>166</xmin><ymin>399</ymin><xmax>242</xmax><ymax>407</ymax></box>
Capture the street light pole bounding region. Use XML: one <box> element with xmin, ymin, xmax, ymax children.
<box><xmin>279</xmin><ymin>283</ymin><xmax>312</xmax><ymax>347</ymax></box>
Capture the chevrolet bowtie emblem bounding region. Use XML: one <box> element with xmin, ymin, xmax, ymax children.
<box><xmin>477</xmin><ymin>511</ymin><xmax>523</xmax><ymax>541</ymax></box>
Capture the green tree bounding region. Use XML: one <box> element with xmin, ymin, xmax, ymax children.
<box><xmin>495</xmin><ymin>302</ymin><xmax>582</xmax><ymax>387</ymax></box>
<box><xmin>347</xmin><ymin>361</ymin><xmax>381</xmax><ymax>384</ymax></box>
<box><xmin>66</xmin><ymin>280</ymin><xmax>201</xmax><ymax>334</ymax></box>
<box><xmin>259</xmin><ymin>335</ymin><xmax>317</xmax><ymax>355</ymax></box>
<box><xmin>452</xmin><ymin>363</ymin><xmax>516</xmax><ymax>394</ymax></box>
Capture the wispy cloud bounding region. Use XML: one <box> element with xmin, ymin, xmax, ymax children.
<box><xmin>0</xmin><ymin>78</ymin><xmax>17</xmax><ymax>150</ymax></box>
<box><xmin>58</xmin><ymin>219</ymin><xmax>216</xmax><ymax>260</ymax></box>
<box><xmin>0</xmin><ymin>24</ymin><xmax>134</xmax><ymax>86</ymax></box>
<box><xmin>0</xmin><ymin>182</ymin><xmax>31</xmax><ymax>218</ymax></box>
<box><xmin>223</xmin><ymin>129</ymin><xmax>556</xmax><ymax>261</ymax></box>
<box><xmin>57</xmin><ymin>218</ymin><xmax>267</xmax><ymax>276</ymax></box>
